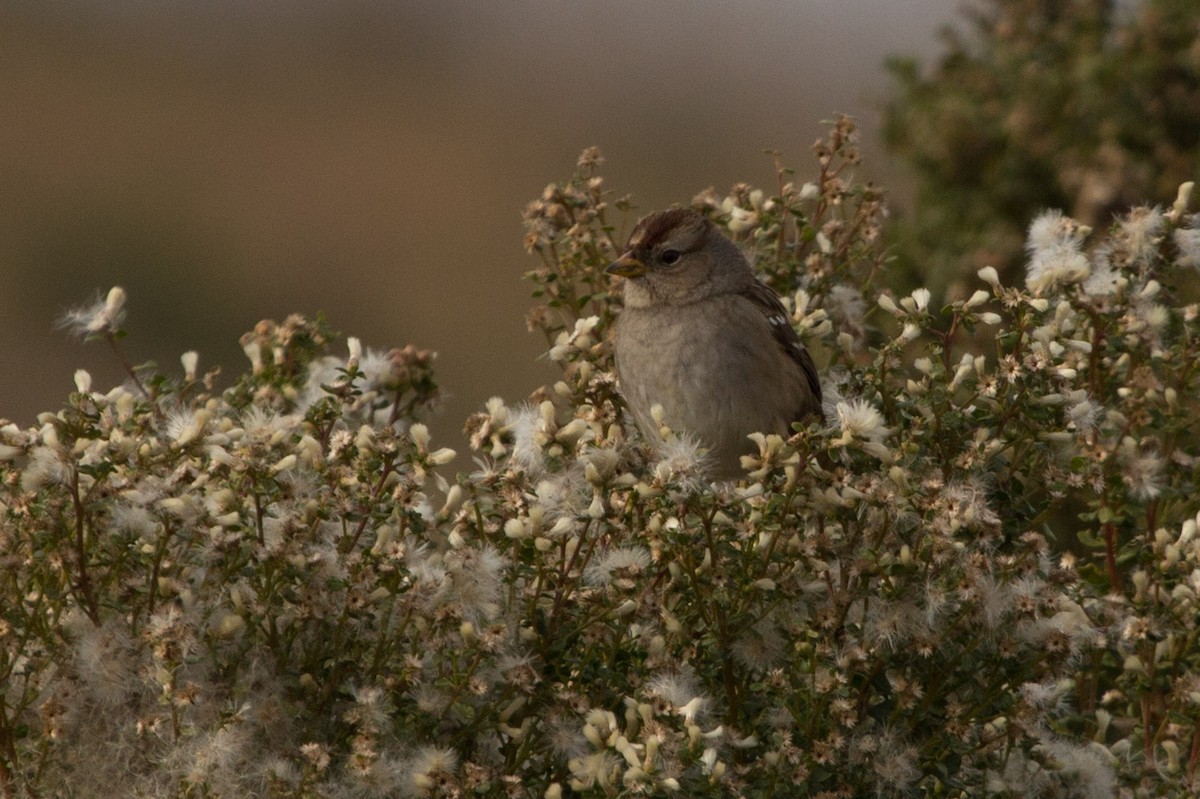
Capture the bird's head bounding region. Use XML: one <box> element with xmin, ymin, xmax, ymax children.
<box><xmin>606</xmin><ymin>209</ymin><xmax>751</xmax><ymax>307</ymax></box>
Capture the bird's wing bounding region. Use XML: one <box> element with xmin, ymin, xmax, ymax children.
<box><xmin>739</xmin><ymin>279</ymin><xmax>824</xmax><ymax>419</ymax></box>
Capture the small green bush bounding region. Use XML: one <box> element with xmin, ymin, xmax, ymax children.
<box><xmin>2</xmin><ymin>119</ymin><xmax>1199</xmax><ymax>797</ymax></box>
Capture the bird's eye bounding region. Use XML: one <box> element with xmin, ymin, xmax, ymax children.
<box><xmin>660</xmin><ymin>249</ymin><xmax>681</xmax><ymax>265</ymax></box>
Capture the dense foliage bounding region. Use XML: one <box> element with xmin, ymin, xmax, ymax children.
<box><xmin>2</xmin><ymin>119</ymin><xmax>1200</xmax><ymax>797</ymax></box>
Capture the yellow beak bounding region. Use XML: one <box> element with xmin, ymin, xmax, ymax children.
<box><xmin>605</xmin><ymin>252</ymin><xmax>647</xmax><ymax>278</ymax></box>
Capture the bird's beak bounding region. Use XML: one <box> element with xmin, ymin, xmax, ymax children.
<box><xmin>605</xmin><ymin>252</ymin><xmax>647</xmax><ymax>278</ymax></box>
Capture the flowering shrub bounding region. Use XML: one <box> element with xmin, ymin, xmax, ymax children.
<box><xmin>2</xmin><ymin>118</ymin><xmax>1200</xmax><ymax>797</ymax></box>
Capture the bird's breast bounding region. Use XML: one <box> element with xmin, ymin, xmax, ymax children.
<box><xmin>615</xmin><ymin>297</ymin><xmax>800</xmax><ymax>471</ymax></box>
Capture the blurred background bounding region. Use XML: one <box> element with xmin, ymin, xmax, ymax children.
<box><xmin>0</xmin><ymin>0</ymin><xmax>950</xmax><ymax>445</ymax></box>
<box><xmin>10</xmin><ymin>1</ymin><xmax>1196</xmax><ymax>454</ymax></box>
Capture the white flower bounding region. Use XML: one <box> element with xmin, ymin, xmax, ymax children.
<box><xmin>1169</xmin><ymin>181</ymin><xmax>1194</xmax><ymax>223</ymax></box>
<box><xmin>1025</xmin><ymin>211</ymin><xmax>1090</xmax><ymax>294</ymax></box>
<box><xmin>647</xmin><ymin>670</ymin><xmax>710</xmax><ymax>723</ymax></box>
<box><xmin>835</xmin><ymin>399</ymin><xmax>889</xmax><ymax>444</ymax></box>
<box><xmin>1120</xmin><ymin>206</ymin><xmax>1164</xmax><ymax>264</ymax></box>
<box><xmin>243</xmin><ymin>340</ymin><xmax>264</xmax><ymax>374</ymax></box>
<box><xmin>1081</xmin><ymin>250</ymin><xmax>1120</xmax><ymax>297</ymax></box>
<box><xmin>1117</xmin><ymin>436</ymin><xmax>1163</xmax><ymax>501</ymax></box>
<box><xmin>270</xmin><ymin>453</ymin><xmax>297</xmax><ymax>473</ymax></box>
<box><xmin>407</xmin><ymin>746</ymin><xmax>458</xmax><ymax>793</ymax></box>
<box><xmin>963</xmin><ymin>289</ymin><xmax>990</xmax><ymax>309</ymax></box>
<box><xmin>508</xmin><ymin>404</ymin><xmax>548</xmax><ymax>475</ymax></box>
<box><xmin>59</xmin><ymin>286</ymin><xmax>127</xmax><ymax>337</ymax></box>
<box><xmin>20</xmin><ymin>445</ymin><xmax>69</xmax><ymax>491</ymax></box>
<box><xmin>911</xmin><ymin>287</ymin><xmax>931</xmax><ymax>312</ymax></box>
<box><xmin>166</xmin><ymin>408</ymin><xmax>211</xmax><ymax>446</ymax></box>
<box><xmin>652</xmin><ymin>433</ymin><xmax>711</xmax><ymax>487</ymax></box>
<box><xmin>111</xmin><ymin>503</ymin><xmax>157</xmax><ymax>538</ymax></box>
<box><xmin>899</xmin><ymin>288</ymin><xmax>931</xmax><ymax>313</ymax></box>
<box><xmin>585</xmin><ymin>546</ymin><xmax>651</xmax><ymax>586</ymax></box>
<box><xmin>180</xmin><ymin>351</ymin><xmax>199</xmax><ymax>380</ymax></box>
<box><xmin>548</xmin><ymin>316</ymin><xmax>600</xmax><ymax>362</ymax></box>
<box><xmin>726</xmin><ymin>206</ymin><xmax>758</xmax><ymax>233</ymax></box>
<box><xmin>346</xmin><ymin>336</ymin><xmax>362</xmax><ymax>366</ymax></box>
<box><xmin>425</xmin><ymin>446</ymin><xmax>456</xmax><ymax>466</ymax></box>
<box><xmin>1065</xmin><ymin>395</ymin><xmax>1099</xmax><ymax>432</ymax></box>
<box><xmin>445</xmin><ymin>545</ymin><xmax>507</xmax><ymax>621</ymax></box>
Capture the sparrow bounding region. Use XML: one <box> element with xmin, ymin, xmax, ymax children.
<box><xmin>607</xmin><ymin>208</ymin><xmax>823</xmax><ymax>479</ymax></box>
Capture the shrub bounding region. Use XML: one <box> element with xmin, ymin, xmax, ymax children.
<box><xmin>883</xmin><ymin>0</ymin><xmax>1200</xmax><ymax>296</ymax></box>
<box><xmin>1</xmin><ymin>118</ymin><xmax>1199</xmax><ymax>797</ymax></box>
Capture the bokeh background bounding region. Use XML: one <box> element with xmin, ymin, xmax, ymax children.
<box><xmin>0</xmin><ymin>0</ymin><xmax>952</xmax><ymax>448</ymax></box>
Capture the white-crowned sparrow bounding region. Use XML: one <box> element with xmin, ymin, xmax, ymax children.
<box><xmin>607</xmin><ymin>208</ymin><xmax>823</xmax><ymax>479</ymax></box>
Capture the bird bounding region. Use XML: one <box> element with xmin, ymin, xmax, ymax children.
<box><xmin>606</xmin><ymin>208</ymin><xmax>823</xmax><ymax>480</ymax></box>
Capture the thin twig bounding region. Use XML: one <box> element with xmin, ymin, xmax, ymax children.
<box><xmin>69</xmin><ymin>467</ymin><xmax>100</xmax><ymax>625</ymax></box>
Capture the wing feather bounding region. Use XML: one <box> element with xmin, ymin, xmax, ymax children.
<box><xmin>738</xmin><ymin>280</ymin><xmax>824</xmax><ymax>421</ymax></box>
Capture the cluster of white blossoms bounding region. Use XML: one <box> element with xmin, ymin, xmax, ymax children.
<box><xmin>4</xmin><ymin>129</ymin><xmax>1200</xmax><ymax>797</ymax></box>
